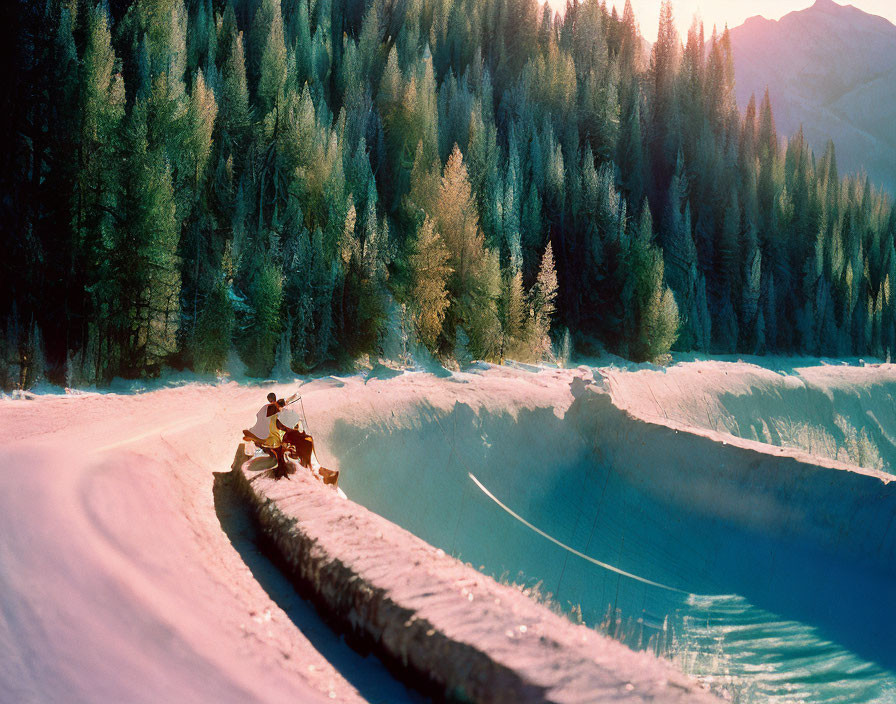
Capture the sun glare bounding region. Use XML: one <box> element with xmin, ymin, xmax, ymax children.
<box><xmin>546</xmin><ymin>0</ymin><xmax>896</xmax><ymax>42</ymax></box>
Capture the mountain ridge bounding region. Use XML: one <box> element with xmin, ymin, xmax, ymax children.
<box><xmin>729</xmin><ymin>0</ymin><xmax>896</xmax><ymax>194</ymax></box>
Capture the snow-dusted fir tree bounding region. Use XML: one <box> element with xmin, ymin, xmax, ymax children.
<box><xmin>530</xmin><ymin>242</ymin><xmax>559</xmax><ymax>359</ymax></box>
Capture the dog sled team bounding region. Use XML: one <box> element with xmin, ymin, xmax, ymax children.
<box><xmin>243</xmin><ymin>392</ymin><xmax>340</xmax><ymax>488</ymax></box>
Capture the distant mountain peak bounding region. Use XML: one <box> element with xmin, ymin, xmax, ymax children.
<box><xmin>729</xmin><ymin>0</ymin><xmax>896</xmax><ymax>195</ymax></box>
<box><xmin>738</xmin><ymin>1</ymin><xmax>855</xmax><ymax>33</ymax></box>
<box><xmin>795</xmin><ymin>0</ymin><xmax>896</xmax><ymax>29</ymax></box>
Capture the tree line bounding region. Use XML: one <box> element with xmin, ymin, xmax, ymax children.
<box><xmin>1</xmin><ymin>0</ymin><xmax>894</xmax><ymax>388</ymax></box>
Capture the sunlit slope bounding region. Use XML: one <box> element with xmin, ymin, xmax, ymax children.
<box><xmin>0</xmin><ymin>384</ymin><xmax>419</xmax><ymax>704</ymax></box>
<box><xmin>602</xmin><ymin>360</ymin><xmax>896</xmax><ymax>474</ymax></box>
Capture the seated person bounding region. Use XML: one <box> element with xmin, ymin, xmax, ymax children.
<box><xmin>244</xmin><ymin>397</ymin><xmax>338</xmax><ymax>485</ymax></box>
<box><xmin>267</xmin><ymin>400</ymin><xmax>300</xmax><ymax>479</ymax></box>
<box><xmin>243</xmin><ymin>395</ymin><xmax>290</xmax><ymax>463</ymax></box>
<box><xmin>243</xmin><ymin>393</ymin><xmax>278</xmax><ymax>447</ymax></box>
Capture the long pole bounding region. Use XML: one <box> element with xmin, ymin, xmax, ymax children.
<box><xmin>299</xmin><ymin>395</ymin><xmax>311</xmax><ymax>435</ymax></box>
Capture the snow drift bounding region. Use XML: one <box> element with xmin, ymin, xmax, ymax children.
<box><xmin>602</xmin><ymin>360</ymin><xmax>896</xmax><ymax>474</ymax></box>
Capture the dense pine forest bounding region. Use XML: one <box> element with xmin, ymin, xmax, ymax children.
<box><xmin>2</xmin><ymin>0</ymin><xmax>895</xmax><ymax>388</ymax></box>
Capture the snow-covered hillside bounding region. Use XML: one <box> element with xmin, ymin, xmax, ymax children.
<box><xmin>1</xmin><ymin>357</ymin><xmax>894</xmax><ymax>702</ymax></box>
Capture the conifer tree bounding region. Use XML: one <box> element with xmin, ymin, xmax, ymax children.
<box><xmin>500</xmin><ymin>267</ymin><xmax>528</xmax><ymax>357</ymax></box>
<box><xmin>530</xmin><ymin>242</ymin><xmax>558</xmax><ymax>357</ymax></box>
<box><xmin>647</xmin><ymin>0</ymin><xmax>680</xmax><ymax>206</ymax></box>
<box><xmin>464</xmin><ymin>247</ymin><xmax>503</xmax><ymax>360</ymax></box>
<box><xmin>290</xmin><ymin>0</ymin><xmax>313</xmax><ymax>83</ymax></box>
<box><xmin>617</xmin><ymin>76</ymin><xmax>645</xmax><ymax>209</ymax></box>
<box><xmin>220</xmin><ymin>31</ymin><xmax>250</xmax><ymax>146</ymax></box>
<box><xmin>435</xmin><ymin>145</ymin><xmax>488</xmax><ymax>309</ymax></box>
<box><xmin>78</xmin><ymin>4</ymin><xmax>126</xmax><ymax>378</ymax></box>
<box><xmin>741</xmin><ymin>236</ymin><xmax>763</xmax><ymax>352</ymax></box>
<box><xmin>408</xmin><ymin>216</ymin><xmax>452</xmax><ymax>352</ymax></box>
<box><xmin>309</xmin><ymin>228</ymin><xmax>336</xmax><ymax>363</ymax></box>
<box><xmin>627</xmin><ymin>206</ymin><xmax>679</xmax><ymax>360</ymax></box>
<box><xmin>740</xmin><ymin>93</ymin><xmax>758</xmax><ymax>169</ymax></box>
<box><xmin>255</xmin><ymin>0</ymin><xmax>288</xmax><ymax>118</ymax></box>
<box><xmin>243</xmin><ymin>260</ymin><xmax>283</xmax><ymax>376</ymax></box>
<box><xmin>185</xmin><ymin>69</ymin><xmax>218</xmax><ymax>188</ymax></box>
<box><xmin>435</xmin><ymin>145</ymin><xmax>501</xmax><ymax>357</ymax></box>
<box><xmin>664</xmin><ymin>156</ymin><xmax>710</xmax><ymax>351</ymax></box>
<box><xmin>119</xmin><ymin>107</ymin><xmax>181</xmax><ymax>372</ymax></box>
<box><xmin>757</xmin><ymin>88</ymin><xmax>778</xmax><ymax>163</ymax></box>
<box><xmin>194</xmin><ymin>263</ymin><xmax>235</xmax><ymax>374</ymax></box>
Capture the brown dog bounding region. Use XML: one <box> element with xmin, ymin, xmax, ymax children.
<box><xmin>281</xmin><ymin>427</ymin><xmax>314</xmax><ymax>468</ymax></box>
<box><xmin>280</xmin><ymin>428</ymin><xmax>339</xmax><ymax>487</ymax></box>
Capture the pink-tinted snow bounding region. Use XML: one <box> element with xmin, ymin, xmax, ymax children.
<box><xmin>0</xmin><ymin>383</ymin><xmax>417</xmax><ymax>703</ymax></box>
<box><xmin>1</xmin><ymin>358</ymin><xmax>893</xmax><ymax>702</ymax></box>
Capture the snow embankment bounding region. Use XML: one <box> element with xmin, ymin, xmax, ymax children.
<box><xmin>602</xmin><ymin>359</ymin><xmax>896</xmax><ymax>474</ymax></box>
<box><xmin>315</xmin><ymin>364</ymin><xmax>896</xmax><ymax>681</ymax></box>
<box><xmin>571</xmin><ymin>385</ymin><xmax>896</xmax><ymax>573</ymax></box>
<box><xmin>232</xmin><ymin>443</ymin><xmax>722</xmax><ymax>704</ymax></box>
<box><xmin>322</xmin><ymin>365</ymin><xmax>895</xmax><ymax>585</ymax></box>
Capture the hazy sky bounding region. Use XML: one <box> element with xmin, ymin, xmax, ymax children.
<box><xmin>546</xmin><ymin>0</ymin><xmax>896</xmax><ymax>42</ymax></box>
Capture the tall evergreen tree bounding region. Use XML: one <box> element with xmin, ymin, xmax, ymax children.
<box><xmin>220</xmin><ymin>30</ymin><xmax>251</xmax><ymax>147</ymax></box>
<box><xmin>435</xmin><ymin>145</ymin><xmax>501</xmax><ymax>357</ymax></box>
<box><xmin>77</xmin><ymin>4</ymin><xmax>126</xmax><ymax>379</ymax></box>
<box><xmin>626</xmin><ymin>205</ymin><xmax>679</xmax><ymax>360</ymax></box>
<box><xmin>243</xmin><ymin>259</ymin><xmax>283</xmax><ymax>376</ymax></box>
<box><xmin>408</xmin><ymin>215</ymin><xmax>452</xmax><ymax>352</ymax></box>
<box><xmin>119</xmin><ymin>106</ymin><xmax>181</xmax><ymax>373</ymax></box>
<box><xmin>530</xmin><ymin>241</ymin><xmax>558</xmax><ymax>357</ymax></box>
<box><xmin>255</xmin><ymin>0</ymin><xmax>288</xmax><ymax>118</ymax></box>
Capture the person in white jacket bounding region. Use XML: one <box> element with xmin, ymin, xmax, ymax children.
<box><xmin>243</xmin><ymin>393</ymin><xmax>283</xmax><ymax>456</ymax></box>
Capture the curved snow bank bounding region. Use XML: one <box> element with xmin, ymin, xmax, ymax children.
<box><xmin>602</xmin><ymin>360</ymin><xmax>896</xmax><ymax>474</ymax></box>
<box><xmin>570</xmin><ymin>388</ymin><xmax>896</xmax><ymax>572</ymax></box>
<box><xmin>330</xmin><ymin>372</ymin><xmax>895</xmax><ymax>586</ymax></box>
<box><xmin>317</xmin><ymin>369</ymin><xmax>895</xmax><ymax>700</ymax></box>
<box><xmin>231</xmin><ymin>444</ymin><xmax>721</xmax><ymax>704</ymax></box>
